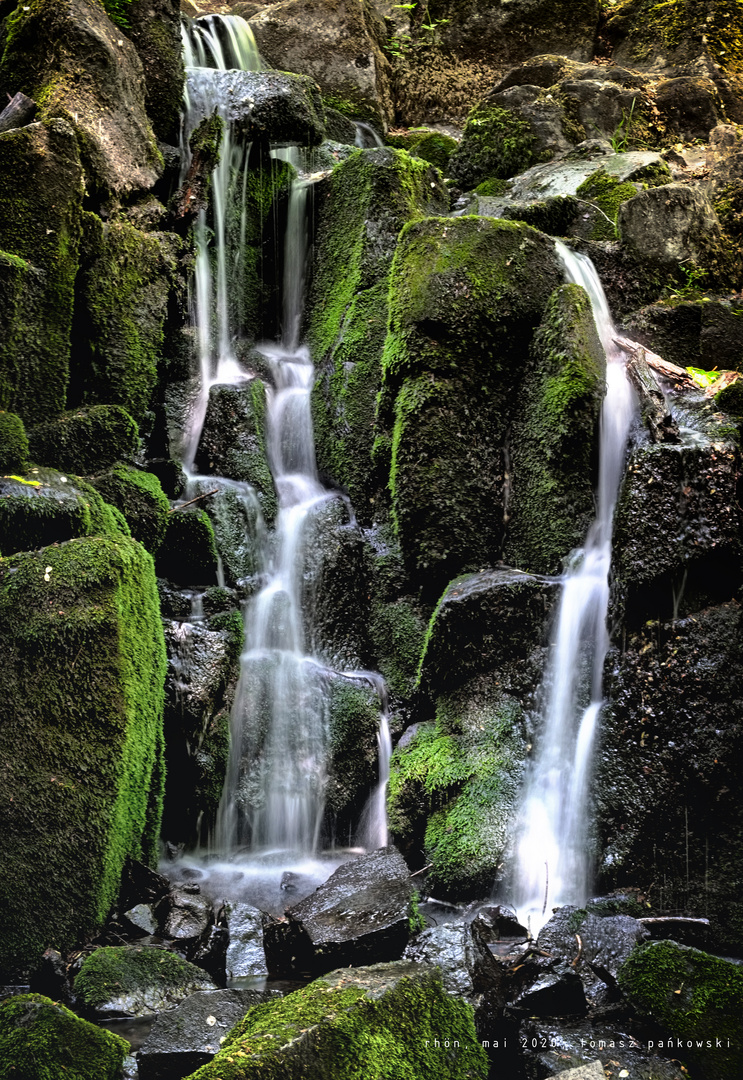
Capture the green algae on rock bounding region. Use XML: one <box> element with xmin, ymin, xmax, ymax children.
<box><xmin>75</xmin><ymin>945</ymin><xmax>216</xmax><ymax>1017</ymax></box>
<box><xmin>0</xmin><ymin>993</ymin><xmax>128</xmax><ymax>1080</ymax></box>
<box><xmin>183</xmin><ymin>961</ymin><xmax>488</xmax><ymax>1079</ymax></box>
<box><xmin>448</xmin><ymin>102</ymin><xmax>541</xmax><ymax>189</ymax></box>
<box><xmin>27</xmin><ymin>405</ymin><xmax>139</xmax><ymax>475</ymax></box>
<box><xmin>0</xmin><ymin>536</ymin><xmax>167</xmax><ymax>975</ymax></box>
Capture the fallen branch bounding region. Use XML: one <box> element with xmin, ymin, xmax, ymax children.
<box><xmin>169</xmin><ymin>488</ymin><xmax>219</xmax><ymax>512</ymax></box>
<box><xmin>622</xmin><ymin>341</ymin><xmax>680</xmax><ymax>443</ymax></box>
<box><xmin>638</xmin><ymin>916</ymin><xmax>710</xmax><ymax>926</ymax></box>
<box><xmin>0</xmin><ymin>92</ymin><xmax>37</xmax><ymax>134</ymax></box>
<box><xmin>411</xmin><ymin>863</ymin><xmax>433</xmax><ymax>878</ymax></box>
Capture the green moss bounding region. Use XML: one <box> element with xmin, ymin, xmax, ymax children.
<box><xmin>608</xmin><ymin>0</ymin><xmax>743</xmax><ymax>71</ymax></box>
<box><xmin>101</xmin><ymin>0</ymin><xmax>132</xmax><ymax>30</ymax></box>
<box><xmin>27</xmin><ymin>404</ymin><xmax>139</xmax><ymax>474</ymax></box>
<box><xmin>715</xmin><ymin>378</ymin><xmax>743</xmax><ymax>415</ymax></box>
<box><xmin>448</xmin><ymin>103</ymin><xmax>540</xmax><ymax>189</ymax></box>
<box><xmin>369</xmin><ymin>597</ymin><xmax>427</xmax><ymax>702</ymax></box>
<box><xmin>156</xmin><ymin>508</ymin><xmax>219</xmax><ymax>585</ymax></box>
<box><xmin>0</xmin><ymin>536</ymin><xmax>167</xmax><ymax>974</ymax></box>
<box><xmin>618</xmin><ymin>941</ymin><xmax>743</xmax><ymax>1079</ymax></box>
<box><xmin>474</xmin><ymin>177</ymin><xmax>509</xmax><ymax>196</ymax></box>
<box><xmin>323</xmin><ymin>92</ymin><xmax>381</xmax><ymax>129</ymax></box>
<box><xmin>504</xmin><ymin>283</ymin><xmax>605</xmax><ymax>574</ymax></box>
<box><xmin>89</xmin><ymin>464</ymin><xmax>171</xmax><ymax>553</ymax></box>
<box><xmin>576</xmin><ymin>169</ymin><xmax>640</xmax><ymax>240</ymax></box>
<box><xmin>208</xmin><ymin>608</ymin><xmax>245</xmax><ymax>666</ymax></box>
<box><xmin>0</xmin><ymin>411</ymin><xmax>29</xmax><ymax>472</ymax></box>
<box><xmin>0</xmin><ymin>468</ymin><xmax>129</xmax><ymax>556</ymax></box>
<box><xmin>75</xmin><ymin>945</ymin><xmax>210</xmax><ymax>1010</ymax></box>
<box><xmin>0</xmin><ymin>993</ymin><xmax>128</xmax><ymax>1080</ymax></box>
<box><xmin>127</xmin><ymin>2</ymin><xmax>185</xmax><ymax>142</ymax></box>
<box><xmin>188</xmin><ymin>964</ymin><xmax>487</xmax><ymax>1079</ymax></box>
<box><xmin>501</xmin><ymin>194</ymin><xmax>580</xmax><ymax>236</ymax></box>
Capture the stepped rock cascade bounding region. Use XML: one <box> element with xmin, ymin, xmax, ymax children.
<box><xmin>175</xmin><ymin>16</ymin><xmax>390</xmax><ymax>872</ymax></box>
<box><xmin>513</xmin><ymin>243</ymin><xmax>635</xmax><ymax>936</ymax></box>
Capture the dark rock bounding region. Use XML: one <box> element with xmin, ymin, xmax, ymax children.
<box><xmin>224</xmin><ymin>902</ymin><xmax>267</xmax><ymax>979</ymax></box>
<box><xmin>74</xmin><ymin>945</ymin><xmax>217</xmax><ymax>1018</ymax></box>
<box><xmin>159</xmin><ymin>888</ymin><xmax>214</xmax><ymax>941</ymax></box>
<box><xmin>519</xmin><ymin>1017</ymin><xmax>687</xmax><ymax>1079</ymax></box>
<box><xmin>638</xmin><ymin>916</ymin><xmax>712</xmax><ymax>950</ymax></box>
<box><xmin>472</xmin><ymin>905</ymin><xmax>528</xmax><ymax>943</ymax></box>
<box><xmin>119</xmin><ymin>860</ymin><xmax>171</xmax><ymax>912</ymax></box>
<box><xmin>29</xmin><ymin>948</ymin><xmax>72</xmax><ymax>1006</ymax></box>
<box><xmin>323</xmin><ymin>107</ymin><xmax>358</xmax><ymax>143</ymax></box>
<box><xmin>623</xmin><ymin>299</ymin><xmax>743</xmax><ymax>373</ymax></box>
<box><xmin>156</xmin><ymin>508</ymin><xmax>219</xmax><ymax>586</ymax></box>
<box><xmin>511</xmin><ymin>959</ymin><xmax>587</xmax><ymax>1016</ymax></box>
<box><xmin>137</xmin><ymin>987</ymin><xmax>284</xmax><ymax>1080</ymax></box>
<box><xmin>537</xmin><ymin>906</ymin><xmax>648</xmax><ymax>989</ymax></box>
<box><xmin>618</xmin><ymin>183</ymin><xmax>722</xmax><ymax>268</ymax></box>
<box><xmin>263</xmin><ymin>846</ymin><xmax>414</xmax><ymax>976</ymax></box>
<box><xmin>189</xmin><ymin>924</ymin><xmax>229</xmax><ymax>987</ymax></box>
<box><xmin>655</xmin><ymin>76</ymin><xmax>725</xmax><ymax>141</ymax></box>
<box><xmin>124</xmin><ymin>905</ymin><xmax>159</xmax><ymax>936</ymax></box>
<box><xmin>27</xmin><ymin>405</ymin><xmax>139</xmax><ymax>474</ymax></box>
<box><xmin>128</xmin><ymin>0</ymin><xmax>185</xmax><ymax>144</ymax></box>
<box><xmin>185</xmin><ymin>68</ymin><xmax>325</xmax><ymax>147</ymax></box>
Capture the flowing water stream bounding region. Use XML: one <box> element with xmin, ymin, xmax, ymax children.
<box><xmin>513</xmin><ymin>242</ymin><xmax>635</xmax><ymax>935</ymax></box>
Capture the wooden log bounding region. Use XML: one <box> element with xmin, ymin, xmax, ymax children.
<box><xmin>0</xmin><ymin>92</ymin><xmax>38</xmax><ymax>135</ymax></box>
<box><xmin>619</xmin><ymin>339</ymin><xmax>681</xmax><ymax>443</ymax></box>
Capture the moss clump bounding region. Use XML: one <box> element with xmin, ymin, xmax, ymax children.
<box><xmin>388</xmin><ymin>690</ymin><xmax>525</xmax><ymax>898</ymax></box>
<box><xmin>89</xmin><ymin>465</ymin><xmax>170</xmax><ymax>554</ymax></box>
<box><xmin>0</xmin><ymin>993</ymin><xmax>128</xmax><ymax>1080</ymax></box>
<box><xmin>27</xmin><ymin>405</ymin><xmax>139</xmax><ymax>475</ymax></box>
<box><xmin>474</xmin><ymin>177</ymin><xmax>509</xmax><ymax>196</ymax></box>
<box><xmin>126</xmin><ymin>0</ymin><xmax>185</xmax><ymax>142</ymax></box>
<box><xmin>386</xmin><ymin>130</ymin><xmax>459</xmax><ymax>172</ymax></box>
<box><xmin>504</xmin><ymin>283</ymin><xmax>606</xmax><ymax>574</ymax></box>
<box><xmin>0</xmin><ymin>536</ymin><xmax>167</xmax><ymax>975</ymax></box>
<box><xmin>575</xmin><ymin>169</ymin><xmax>640</xmax><ymax>240</ymax></box>
<box><xmin>0</xmin><ymin>411</ymin><xmax>29</xmax><ymax>472</ymax></box>
<box><xmin>75</xmin><ymin>945</ymin><xmax>212</xmax><ymax>1011</ymax></box>
<box><xmin>0</xmin><ymin>469</ymin><xmax>129</xmax><ymax>556</ymax></box>
<box><xmin>715</xmin><ymin>377</ymin><xmax>743</xmax><ymax>415</ymax></box>
<box><xmin>187</xmin><ymin>963</ymin><xmax>488</xmax><ymax>1079</ymax></box>
<box><xmin>618</xmin><ymin>941</ymin><xmax>743</xmax><ymax>1080</ymax></box>
<box><xmin>101</xmin><ymin>0</ymin><xmax>132</xmax><ymax>30</ymax></box>
<box><xmin>156</xmin><ymin>508</ymin><xmax>219</xmax><ymax>585</ymax></box>
<box><xmin>369</xmin><ymin>597</ymin><xmax>427</xmax><ymax>702</ymax></box>
<box><xmin>448</xmin><ymin>104</ymin><xmax>539</xmax><ymax>190</ymax></box>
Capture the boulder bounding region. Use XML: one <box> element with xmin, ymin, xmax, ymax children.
<box><xmin>262</xmin><ymin>846</ymin><xmax>415</xmax><ymax>976</ymax></box>
<box><xmin>137</xmin><ymin>987</ymin><xmax>284</xmax><ymax>1080</ymax></box>
<box><xmin>623</xmin><ymin>299</ymin><xmax>743</xmax><ymax>372</ymax></box>
<box><xmin>618</xmin><ymin>940</ymin><xmax>743</xmax><ymax>1080</ymax></box>
<box><xmin>197</xmin><ymin>481</ymin><xmax>267</xmax><ymax>586</ymax></box>
<box><xmin>519</xmin><ymin>1017</ymin><xmax>687</xmax><ymax>1080</ymax></box>
<box><xmin>0</xmin><ymin>537</ymin><xmax>167</xmax><ymax>976</ymax></box>
<box><xmin>74</xmin><ymin>945</ymin><xmax>216</xmax><ymax>1018</ymax></box>
<box><xmin>89</xmin><ymin>466</ymin><xmax>171</xmax><ymax>554</ymax></box>
<box><xmin>224</xmin><ymin>902</ymin><xmax>268</xmax><ymax>978</ymax></box>
<box><xmin>0</xmin><ymin>411</ymin><xmax>28</xmax><ymax>472</ymax></box>
<box><xmin>0</xmin><ymin>993</ymin><xmax>128</xmax><ymax>1080</ymax></box>
<box><xmin>128</xmin><ymin>0</ymin><xmax>185</xmax><ymax>143</ymax></box>
<box><xmin>27</xmin><ymin>404</ymin><xmax>139</xmax><ymax>474</ymax></box>
<box><xmin>618</xmin><ymin>183</ymin><xmax>722</xmax><ymax>268</ymax></box>
<box><xmin>246</xmin><ymin>0</ymin><xmax>393</xmax><ymax>130</ymax></box>
<box><xmin>185</xmin><ymin>68</ymin><xmax>326</xmax><ymax>147</ymax></box>
<box><xmin>655</xmin><ymin>76</ymin><xmax>725</xmax><ymax>140</ymax></box>
<box><xmin>0</xmin><ymin>120</ymin><xmax>83</xmax><ymax>426</ymax></box>
<box><xmin>179</xmin><ymin>960</ymin><xmax>488</xmax><ymax>1079</ymax></box>
<box><xmin>536</xmin><ymin>906</ymin><xmax>649</xmax><ymax>990</ymax></box>
<box><xmin>504</xmin><ymin>283</ymin><xmax>607</xmax><ymax>574</ymax></box>
<box><xmin>0</xmin><ymin>0</ymin><xmax>162</xmax><ymax>201</ymax></box>
<box><xmin>509</xmin><ymin>959</ymin><xmax>587</xmax><ymax>1016</ymax></box>
<box><xmin>156</xmin><ymin>508</ymin><xmax>219</xmax><ymax>585</ymax></box>
<box><xmin>159</xmin><ymin>887</ymin><xmax>214</xmax><ymax>941</ymax></box>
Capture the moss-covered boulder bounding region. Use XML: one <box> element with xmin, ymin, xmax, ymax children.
<box><xmin>388</xmin><ymin>683</ymin><xmax>527</xmax><ymax>899</ymax></box>
<box><xmin>75</xmin><ymin>945</ymin><xmax>216</xmax><ymax>1017</ymax></box>
<box><xmin>0</xmin><ymin>120</ymin><xmax>84</xmax><ymax>426</ymax></box>
<box><xmin>89</xmin><ymin>464</ymin><xmax>170</xmax><ymax>554</ymax></box>
<box><xmin>574</xmin><ymin>169</ymin><xmax>642</xmax><ymax>241</ymax></box>
<box><xmin>618</xmin><ymin>941</ymin><xmax>743</xmax><ymax>1080</ymax></box>
<box><xmin>308</xmin><ymin>147</ymin><xmax>447</xmax><ymax>520</ymax></box>
<box><xmin>27</xmin><ymin>405</ymin><xmax>139</xmax><ymax>475</ymax></box>
<box><xmin>156</xmin><ymin>508</ymin><xmax>219</xmax><ymax>585</ymax></box>
<box><xmin>128</xmin><ymin>0</ymin><xmax>185</xmax><ymax>143</ymax></box>
<box><xmin>0</xmin><ymin>469</ymin><xmax>129</xmax><ymax>556</ymax></box>
<box><xmin>504</xmin><ymin>283</ymin><xmax>606</xmax><ymax>574</ymax></box>
<box><xmin>183</xmin><ymin>961</ymin><xmax>487</xmax><ymax>1079</ymax></box>
<box><xmin>0</xmin><ymin>0</ymin><xmax>162</xmax><ymax>201</ymax></box>
<box><xmin>325</xmin><ymin>673</ymin><xmax>382</xmax><ymax>835</ymax></box>
<box><xmin>73</xmin><ymin>218</ymin><xmax>182</xmax><ymax>421</ymax></box>
<box><xmin>385</xmin><ymin>128</ymin><xmax>458</xmax><ymax>171</ymax></box>
<box><xmin>380</xmin><ymin>215</ymin><xmax>562</xmax><ymax>593</ymax></box>
<box><xmin>0</xmin><ymin>536</ymin><xmax>167</xmax><ymax>975</ymax></box>
<box><xmin>0</xmin><ymin>993</ymin><xmax>128</xmax><ymax>1079</ymax></box>
<box><xmin>0</xmin><ymin>411</ymin><xmax>28</xmax><ymax>472</ymax></box>
<box><xmin>448</xmin><ymin>99</ymin><xmax>550</xmax><ymax>189</ymax></box>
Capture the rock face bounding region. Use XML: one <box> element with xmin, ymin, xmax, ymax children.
<box><xmin>263</xmin><ymin>847</ymin><xmax>415</xmax><ymax>975</ymax></box>
<box><xmin>0</xmin><ymin>537</ymin><xmax>167</xmax><ymax>976</ymax></box>
<box><xmin>74</xmin><ymin>945</ymin><xmax>216</xmax><ymax>1017</ymax></box>
<box><xmin>619</xmin><ymin>184</ymin><xmax>722</xmax><ymax>268</ymax></box>
<box><xmin>0</xmin><ymin>0</ymin><xmax>162</xmax><ymax>201</ymax></box>
<box><xmin>179</xmin><ymin>961</ymin><xmax>489</xmax><ymax>1079</ymax></box>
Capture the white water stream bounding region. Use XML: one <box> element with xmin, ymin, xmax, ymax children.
<box><xmin>513</xmin><ymin>243</ymin><xmax>635</xmax><ymax>935</ymax></box>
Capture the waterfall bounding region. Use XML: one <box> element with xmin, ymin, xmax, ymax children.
<box><xmin>513</xmin><ymin>242</ymin><xmax>635</xmax><ymax>935</ymax></box>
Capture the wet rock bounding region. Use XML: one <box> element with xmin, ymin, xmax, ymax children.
<box><xmin>619</xmin><ymin>183</ymin><xmax>722</xmax><ymax>268</ymax></box>
<box><xmin>119</xmin><ymin>859</ymin><xmax>172</xmax><ymax>912</ymax></box>
<box><xmin>128</xmin><ymin>0</ymin><xmax>185</xmax><ymax>144</ymax></box>
<box><xmin>0</xmin><ymin>0</ymin><xmax>161</xmax><ymax>201</ymax></box>
<box><xmin>157</xmin><ymin>508</ymin><xmax>219</xmax><ymax>585</ymax></box>
<box><xmin>246</xmin><ymin>0</ymin><xmax>393</xmax><ymax>130</ymax></box>
<box><xmin>262</xmin><ymin>846</ymin><xmax>415</xmax><ymax>976</ymax></box>
<box><xmin>185</xmin><ymin>68</ymin><xmax>325</xmax><ymax>147</ymax></box>
<box><xmin>189</xmin><ymin>924</ymin><xmax>229</xmax><ymax>987</ymax></box>
<box><xmin>472</xmin><ymin>905</ymin><xmax>528</xmax><ymax>943</ymax></box>
<box><xmin>225</xmin><ymin>902</ymin><xmax>268</xmax><ymax>979</ymax></box>
<box><xmin>519</xmin><ymin>1017</ymin><xmax>688</xmax><ymax>1079</ymax></box>
<box><xmin>159</xmin><ymin>888</ymin><xmax>214</xmax><ymax>941</ymax></box>
<box><xmin>623</xmin><ymin>299</ymin><xmax>743</xmax><ymax>372</ymax></box>
<box><xmin>183</xmin><ymin>960</ymin><xmax>488</xmax><ymax>1078</ymax></box>
<box><xmin>510</xmin><ymin>959</ymin><xmax>587</xmax><ymax>1016</ymax></box>
<box><xmin>402</xmin><ymin>921</ymin><xmax>504</xmax><ymax>1038</ymax></box>
<box><xmin>74</xmin><ymin>946</ymin><xmax>217</xmax><ymax>1018</ymax></box>
<box><xmin>125</xmin><ymin>905</ymin><xmax>159</xmax><ymax>936</ymax></box>
<box><xmin>137</xmin><ymin>987</ymin><xmax>284</xmax><ymax>1080</ymax></box>
<box><xmin>29</xmin><ymin>948</ymin><xmax>72</xmax><ymax>1006</ymax></box>
<box><xmin>537</xmin><ymin>906</ymin><xmax>649</xmax><ymax>989</ymax></box>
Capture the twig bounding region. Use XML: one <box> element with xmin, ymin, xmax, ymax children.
<box><xmin>411</xmin><ymin>863</ymin><xmax>433</xmax><ymax>878</ymax></box>
<box><xmin>169</xmin><ymin>488</ymin><xmax>219</xmax><ymax>513</ymax></box>
<box><xmin>572</xmin><ymin>932</ymin><xmax>583</xmax><ymax>968</ymax></box>
<box><xmin>542</xmin><ymin>861</ymin><xmax>549</xmax><ymax>916</ymax></box>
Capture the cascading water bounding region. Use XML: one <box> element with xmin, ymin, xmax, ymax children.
<box><xmin>513</xmin><ymin>242</ymin><xmax>635</xmax><ymax>935</ymax></box>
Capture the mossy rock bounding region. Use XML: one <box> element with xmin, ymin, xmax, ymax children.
<box><xmin>0</xmin><ymin>468</ymin><xmax>129</xmax><ymax>557</ymax></box>
<box><xmin>0</xmin><ymin>120</ymin><xmax>84</xmax><ymax>426</ymax></box>
<box><xmin>388</xmin><ymin>684</ymin><xmax>526</xmax><ymax>899</ymax></box>
<box><xmin>618</xmin><ymin>940</ymin><xmax>743</xmax><ymax>1080</ymax></box>
<box><xmin>448</xmin><ymin>103</ymin><xmax>540</xmax><ymax>189</ymax></box>
<box><xmin>73</xmin><ymin>217</ymin><xmax>182</xmax><ymax>421</ymax></box>
<box><xmin>575</xmin><ymin>169</ymin><xmax>640</xmax><ymax>241</ymax></box>
<box><xmin>325</xmin><ymin>676</ymin><xmax>382</xmax><ymax>831</ymax></box>
<box><xmin>127</xmin><ymin>0</ymin><xmax>186</xmax><ymax>143</ymax></box>
<box><xmin>89</xmin><ymin>464</ymin><xmax>170</xmax><ymax>554</ymax></box>
<box><xmin>0</xmin><ymin>411</ymin><xmax>29</xmax><ymax>472</ymax></box>
<box><xmin>308</xmin><ymin>147</ymin><xmax>447</xmax><ymax>518</ymax></box>
<box><xmin>504</xmin><ymin>283</ymin><xmax>606</xmax><ymax>574</ymax></box>
<box><xmin>156</xmin><ymin>508</ymin><xmax>219</xmax><ymax>585</ymax></box>
<box><xmin>386</xmin><ymin>129</ymin><xmax>458</xmax><ymax>172</ymax></box>
<box><xmin>716</xmin><ymin>377</ymin><xmax>743</xmax><ymax>415</ymax></box>
<box><xmin>0</xmin><ymin>993</ymin><xmax>128</xmax><ymax>1080</ymax></box>
<box><xmin>369</xmin><ymin>596</ymin><xmax>427</xmax><ymax>703</ymax></box>
<box><xmin>184</xmin><ymin>961</ymin><xmax>488</xmax><ymax>1079</ymax></box>
<box><xmin>27</xmin><ymin>405</ymin><xmax>139</xmax><ymax>475</ymax></box>
<box><xmin>606</xmin><ymin>0</ymin><xmax>743</xmax><ymax>78</ymax></box>
<box><xmin>0</xmin><ymin>536</ymin><xmax>167</xmax><ymax>975</ymax></box>
<box><xmin>75</xmin><ymin>945</ymin><xmax>216</xmax><ymax>1017</ymax></box>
